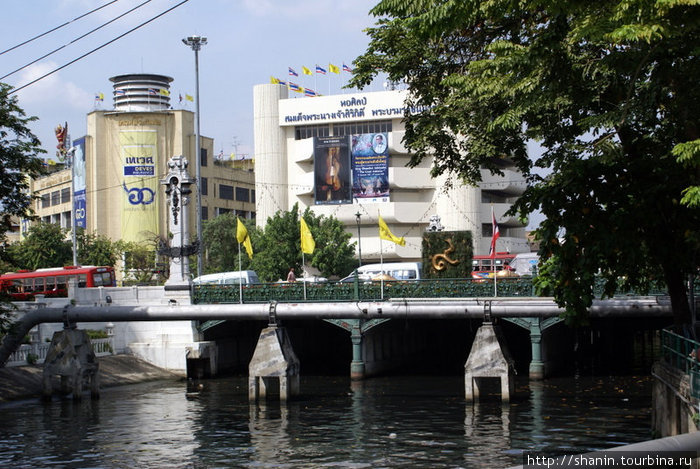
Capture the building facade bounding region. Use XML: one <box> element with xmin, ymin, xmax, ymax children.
<box><xmin>253</xmin><ymin>84</ymin><xmax>529</xmax><ymax>262</ymax></box>
<box><xmin>28</xmin><ymin>74</ymin><xmax>256</xmax><ymax>274</ymax></box>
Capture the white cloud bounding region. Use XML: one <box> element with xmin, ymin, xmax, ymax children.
<box><xmin>14</xmin><ymin>62</ymin><xmax>92</xmax><ymax>110</ymax></box>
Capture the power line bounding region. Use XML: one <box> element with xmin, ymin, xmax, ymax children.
<box><xmin>8</xmin><ymin>0</ymin><xmax>191</xmax><ymax>96</ymax></box>
<box><xmin>0</xmin><ymin>0</ymin><xmax>122</xmax><ymax>56</ymax></box>
<box><xmin>2</xmin><ymin>0</ymin><xmax>154</xmax><ymax>81</ymax></box>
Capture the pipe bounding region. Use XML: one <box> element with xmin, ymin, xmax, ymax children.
<box><xmin>0</xmin><ymin>297</ymin><xmax>673</xmax><ymax>367</ymax></box>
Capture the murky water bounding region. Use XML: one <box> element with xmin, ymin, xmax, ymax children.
<box><xmin>0</xmin><ymin>374</ymin><xmax>653</xmax><ymax>468</ymax></box>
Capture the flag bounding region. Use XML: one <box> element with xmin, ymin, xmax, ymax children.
<box><xmin>302</xmin><ymin>66</ymin><xmax>312</xmax><ymax>76</ymax></box>
<box><xmin>288</xmin><ymin>82</ymin><xmax>303</xmax><ymax>93</ymax></box>
<box><xmin>304</xmin><ymin>88</ymin><xmax>316</xmax><ymax>97</ymax></box>
<box><xmin>378</xmin><ymin>216</ymin><xmax>406</xmax><ymax>246</ymax></box>
<box><xmin>179</xmin><ymin>93</ymin><xmax>183</xmax><ymax>103</ymax></box>
<box><xmin>159</xmin><ymin>89</ymin><xmax>170</xmax><ymax>96</ymax></box>
<box><xmin>316</xmin><ymin>65</ymin><xmax>326</xmax><ymax>75</ymax></box>
<box><xmin>115</xmin><ymin>89</ymin><xmax>126</xmax><ymax>96</ymax></box>
<box><xmin>289</xmin><ymin>67</ymin><xmax>298</xmax><ymax>77</ymax></box>
<box><xmin>236</xmin><ymin>217</ymin><xmax>253</xmax><ymax>259</ymax></box>
<box><xmin>95</xmin><ymin>92</ymin><xmax>104</xmax><ymax>101</ymax></box>
<box><xmin>270</xmin><ymin>76</ymin><xmax>280</xmax><ymax>84</ymax></box>
<box><xmin>343</xmin><ymin>63</ymin><xmax>352</xmax><ymax>72</ymax></box>
<box><xmin>489</xmin><ymin>207</ymin><xmax>500</xmax><ymax>258</ymax></box>
<box><xmin>148</xmin><ymin>88</ymin><xmax>158</xmax><ymax>95</ymax></box>
<box><xmin>185</xmin><ymin>94</ymin><xmax>194</xmax><ymax>102</ymax></box>
<box><xmin>329</xmin><ymin>63</ymin><xmax>339</xmax><ymax>74</ymax></box>
<box><xmin>300</xmin><ymin>217</ymin><xmax>315</xmax><ymax>254</ymax></box>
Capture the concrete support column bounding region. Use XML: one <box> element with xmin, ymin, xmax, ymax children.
<box><xmin>248</xmin><ymin>326</ymin><xmax>300</xmax><ymax>402</ymax></box>
<box><xmin>529</xmin><ymin>318</ymin><xmax>545</xmax><ymax>380</ymax></box>
<box><xmin>350</xmin><ymin>328</ymin><xmax>365</xmax><ymax>381</ymax></box>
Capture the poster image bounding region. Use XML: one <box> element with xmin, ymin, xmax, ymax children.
<box><xmin>72</xmin><ymin>137</ymin><xmax>87</xmax><ymax>229</ymax></box>
<box><xmin>351</xmin><ymin>132</ymin><xmax>389</xmax><ymax>201</ymax></box>
<box><xmin>314</xmin><ymin>136</ymin><xmax>352</xmax><ymax>205</ymax></box>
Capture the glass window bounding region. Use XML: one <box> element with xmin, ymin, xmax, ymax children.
<box><xmin>201</xmin><ymin>177</ymin><xmax>208</xmax><ymax>196</ymax></box>
<box><xmin>41</xmin><ymin>194</ymin><xmax>50</xmax><ymax>208</ymax></box>
<box><xmin>200</xmin><ymin>148</ymin><xmax>208</xmax><ymax>167</ymax></box>
<box><xmin>201</xmin><ymin>206</ymin><xmax>208</xmax><ymax>220</ymax></box>
<box><xmin>235</xmin><ymin>187</ymin><xmax>249</xmax><ymax>202</ymax></box>
<box><xmin>251</xmin><ymin>189</ymin><xmax>255</xmax><ymax>203</ymax></box>
<box><xmin>333</xmin><ymin>120</ymin><xmax>392</xmax><ymax>136</ymax></box>
<box><xmin>295</xmin><ymin>124</ymin><xmax>330</xmax><ymax>140</ymax></box>
<box><xmin>61</xmin><ymin>188</ymin><xmax>71</xmax><ymax>204</ymax></box>
<box><xmin>51</xmin><ymin>191</ymin><xmax>60</xmax><ymax>206</ymax></box>
<box><xmin>219</xmin><ymin>185</ymin><xmax>234</xmax><ymax>200</ymax></box>
<box><xmin>78</xmin><ymin>274</ymin><xmax>87</xmax><ymax>288</ymax></box>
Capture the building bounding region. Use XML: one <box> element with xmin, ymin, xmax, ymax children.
<box><xmin>28</xmin><ymin>74</ymin><xmax>256</xmax><ymax>276</ymax></box>
<box><xmin>253</xmin><ymin>84</ymin><xmax>529</xmax><ymax>262</ymax></box>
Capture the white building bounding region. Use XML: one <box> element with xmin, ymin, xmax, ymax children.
<box><xmin>253</xmin><ymin>84</ymin><xmax>529</xmax><ymax>261</ymax></box>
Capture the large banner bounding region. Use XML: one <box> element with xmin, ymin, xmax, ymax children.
<box><xmin>120</xmin><ymin>130</ymin><xmax>159</xmax><ymax>243</ymax></box>
<box><xmin>314</xmin><ymin>136</ymin><xmax>352</xmax><ymax>204</ymax></box>
<box><xmin>72</xmin><ymin>137</ymin><xmax>87</xmax><ymax>229</ymax></box>
<box><xmin>351</xmin><ymin>132</ymin><xmax>389</xmax><ymax>202</ymax></box>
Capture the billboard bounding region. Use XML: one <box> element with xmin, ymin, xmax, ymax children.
<box><xmin>120</xmin><ymin>130</ymin><xmax>159</xmax><ymax>243</ymax></box>
<box><xmin>351</xmin><ymin>132</ymin><xmax>389</xmax><ymax>202</ymax></box>
<box><xmin>314</xmin><ymin>136</ymin><xmax>352</xmax><ymax>204</ymax></box>
<box><xmin>72</xmin><ymin>137</ymin><xmax>87</xmax><ymax>229</ymax></box>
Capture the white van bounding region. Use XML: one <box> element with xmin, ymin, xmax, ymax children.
<box><xmin>342</xmin><ymin>262</ymin><xmax>422</xmax><ymax>282</ymax></box>
<box><xmin>193</xmin><ymin>270</ymin><xmax>260</xmax><ymax>285</ymax></box>
<box><xmin>510</xmin><ymin>253</ymin><xmax>539</xmax><ymax>276</ymax></box>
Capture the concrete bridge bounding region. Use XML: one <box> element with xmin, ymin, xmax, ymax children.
<box><xmin>0</xmin><ymin>285</ymin><xmax>673</xmax><ymax>398</ymax></box>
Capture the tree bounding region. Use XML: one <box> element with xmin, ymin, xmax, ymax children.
<box><xmin>0</xmin><ymin>83</ymin><xmax>46</xmax><ymax>235</ymax></box>
<box><xmin>202</xmin><ymin>213</ymin><xmax>253</xmax><ymax>274</ymax></box>
<box><xmin>76</xmin><ymin>229</ymin><xmax>120</xmax><ymax>267</ymax></box>
<box><xmin>10</xmin><ymin>222</ymin><xmax>72</xmax><ymax>270</ymax></box>
<box><xmin>250</xmin><ymin>205</ymin><xmax>303</xmax><ymax>282</ymax></box>
<box><xmin>301</xmin><ymin>208</ymin><xmax>356</xmax><ymax>279</ymax></box>
<box><xmin>351</xmin><ymin>0</ymin><xmax>700</xmax><ymax>326</ymax></box>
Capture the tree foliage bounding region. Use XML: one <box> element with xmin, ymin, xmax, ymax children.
<box><xmin>9</xmin><ymin>222</ymin><xmax>72</xmax><ymax>270</ymax></box>
<box><xmin>77</xmin><ymin>229</ymin><xmax>121</xmax><ymax>267</ymax></box>
<box><xmin>202</xmin><ymin>212</ymin><xmax>250</xmax><ymax>274</ymax></box>
<box><xmin>351</xmin><ymin>0</ymin><xmax>700</xmax><ymax>325</ymax></box>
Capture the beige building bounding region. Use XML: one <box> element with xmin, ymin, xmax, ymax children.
<box><xmin>253</xmin><ymin>84</ymin><xmax>529</xmax><ymax>262</ymax></box>
<box><xmin>27</xmin><ymin>74</ymin><xmax>255</xmax><ymax>273</ymax></box>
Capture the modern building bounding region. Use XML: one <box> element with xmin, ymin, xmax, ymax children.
<box><xmin>253</xmin><ymin>84</ymin><xmax>529</xmax><ymax>262</ymax></box>
<box><xmin>27</xmin><ymin>73</ymin><xmax>256</xmax><ymax>276</ymax></box>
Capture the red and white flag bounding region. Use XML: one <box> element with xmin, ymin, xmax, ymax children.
<box><xmin>489</xmin><ymin>207</ymin><xmax>500</xmax><ymax>258</ymax></box>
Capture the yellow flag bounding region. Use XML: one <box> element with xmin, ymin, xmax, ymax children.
<box><xmin>270</xmin><ymin>76</ymin><xmax>280</xmax><ymax>84</ymax></box>
<box><xmin>302</xmin><ymin>66</ymin><xmax>313</xmax><ymax>76</ymax></box>
<box><xmin>300</xmin><ymin>217</ymin><xmax>315</xmax><ymax>254</ymax></box>
<box><xmin>185</xmin><ymin>94</ymin><xmax>194</xmax><ymax>102</ymax></box>
<box><xmin>329</xmin><ymin>63</ymin><xmax>339</xmax><ymax>74</ymax></box>
<box><xmin>159</xmin><ymin>88</ymin><xmax>170</xmax><ymax>96</ymax></box>
<box><xmin>236</xmin><ymin>217</ymin><xmax>253</xmax><ymax>259</ymax></box>
<box><xmin>378</xmin><ymin>216</ymin><xmax>405</xmax><ymax>246</ymax></box>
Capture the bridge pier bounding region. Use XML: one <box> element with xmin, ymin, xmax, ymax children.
<box><xmin>324</xmin><ymin>318</ymin><xmax>393</xmax><ymax>380</ymax></box>
<box><xmin>464</xmin><ymin>321</ymin><xmax>515</xmax><ymax>402</ymax></box>
<box><xmin>248</xmin><ymin>326</ymin><xmax>300</xmax><ymax>402</ymax></box>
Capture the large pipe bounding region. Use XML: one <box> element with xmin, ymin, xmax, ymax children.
<box><xmin>0</xmin><ymin>297</ymin><xmax>672</xmax><ymax>367</ymax></box>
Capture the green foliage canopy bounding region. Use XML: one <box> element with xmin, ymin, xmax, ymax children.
<box><xmin>351</xmin><ymin>0</ymin><xmax>700</xmax><ymax>325</ymax></box>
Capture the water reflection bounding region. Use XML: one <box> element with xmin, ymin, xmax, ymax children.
<box><xmin>249</xmin><ymin>402</ymin><xmax>293</xmax><ymax>465</ymax></box>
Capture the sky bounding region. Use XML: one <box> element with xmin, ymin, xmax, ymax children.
<box><xmin>1</xmin><ymin>0</ymin><xmax>543</xmax><ymax>229</ymax></box>
<box><xmin>1</xmin><ymin>0</ymin><xmax>382</xmax><ymax>160</ymax></box>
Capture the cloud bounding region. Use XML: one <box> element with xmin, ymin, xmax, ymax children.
<box><xmin>14</xmin><ymin>62</ymin><xmax>92</xmax><ymax>110</ymax></box>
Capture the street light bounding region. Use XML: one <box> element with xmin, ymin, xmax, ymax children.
<box><xmin>355</xmin><ymin>212</ymin><xmax>362</xmax><ymax>268</ymax></box>
<box><xmin>182</xmin><ymin>35</ymin><xmax>207</xmax><ymax>277</ymax></box>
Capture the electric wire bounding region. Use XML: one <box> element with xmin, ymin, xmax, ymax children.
<box><xmin>0</xmin><ymin>0</ymin><xmax>122</xmax><ymax>56</ymax></box>
<box><xmin>1</xmin><ymin>0</ymin><xmax>154</xmax><ymax>81</ymax></box>
<box><xmin>8</xmin><ymin>0</ymin><xmax>191</xmax><ymax>96</ymax></box>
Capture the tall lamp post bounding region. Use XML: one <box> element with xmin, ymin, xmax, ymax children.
<box><xmin>355</xmin><ymin>212</ymin><xmax>362</xmax><ymax>268</ymax></box>
<box><xmin>182</xmin><ymin>35</ymin><xmax>207</xmax><ymax>277</ymax></box>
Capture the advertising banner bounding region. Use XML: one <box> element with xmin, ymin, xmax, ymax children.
<box><xmin>314</xmin><ymin>136</ymin><xmax>352</xmax><ymax>204</ymax></box>
<box><xmin>72</xmin><ymin>137</ymin><xmax>87</xmax><ymax>229</ymax></box>
<box><xmin>120</xmin><ymin>130</ymin><xmax>159</xmax><ymax>243</ymax></box>
<box><xmin>351</xmin><ymin>132</ymin><xmax>389</xmax><ymax>202</ymax></box>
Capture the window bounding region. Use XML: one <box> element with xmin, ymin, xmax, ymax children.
<box><xmin>295</xmin><ymin>124</ymin><xmax>330</xmax><ymax>140</ymax></box>
<box><xmin>41</xmin><ymin>194</ymin><xmax>50</xmax><ymax>208</ymax></box>
<box><xmin>200</xmin><ymin>177</ymin><xmax>208</xmax><ymax>196</ymax></box>
<box><xmin>482</xmin><ymin>223</ymin><xmax>493</xmax><ymax>237</ymax></box>
<box><xmin>251</xmin><ymin>189</ymin><xmax>255</xmax><ymax>203</ymax></box>
<box><xmin>333</xmin><ymin>120</ymin><xmax>392</xmax><ymax>136</ymax></box>
<box><xmin>201</xmin><ymin>206</ymin><xmax>208</xmax><ymax>220</ymax></box>
<box><xmin>217</xmin><ymin>208</ymin><xmax>232</xmax><ymax>216</ymax></box>
<box><xmin>236</xmin><ymin>187</ymin><xmax>249</xmax><ymax>202</ymax></box>
<box><xmin>61</xmin><ymin>188</ymin><xmax>71</xmax><ymax>204</ymax></box>
<box><xmin>219</xmin><ymin>184</ymin><xmax>234</xmax><ymax>200</ymax></box>
<box><xmin>200</xmin><ymin>148</ymin><xmax>208</xmax><ymax>167</ymax></box>
<box><xmin>51</xmin><ymin>191</ymin><xmax>60</xmax><ymax>206</ymax></box>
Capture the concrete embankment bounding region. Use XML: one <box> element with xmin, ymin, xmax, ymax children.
<box><xmin>0</xmin><ymin>354</ymin><xmax>183</xmax><ymax>402</ymax></box>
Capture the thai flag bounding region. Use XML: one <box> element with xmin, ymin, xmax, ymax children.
<box><xmin>115</xmin><ymin>89</ymin><xmax>125</xmax><ymax>96</ymax></box>
<box><xmin>489</xmin><ymin>207</ymin><xmax>500</xmax><ymax>258</ymax></box>
<box><xmin>343</xmin><ymin>63</ymin><xmax>352</xmax><ymax>73</ymax></box>
<box><xmin>304</xmin><ymin>88</ymin><xmax>316</xmax><ymax>97</ymax></box>
<box><xmin>288</xmin><ymin>82</ymin><xmax>301</xmax><ymax>93</ymax></box>
<box><xmin>148</xmin><ymin>88</ymin><xmax>158</xmax><ymax>95</ymax></box>
<box><xmin>316</xmin><ymin>65</ymin><xmax>326</xmax><ymax>75</ymax></box>
<box><xmin>289</xmin><ymin>67</ymin><xmax>298</xmax><ymax>77</ymax></box>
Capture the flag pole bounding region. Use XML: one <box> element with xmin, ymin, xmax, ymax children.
<box><xmin>379</xmin><ymin>210</ymin><xmax>384</xmax><ymax>300</ymax></box>
<box><xmin>302</xmin><ymin>250</ymin><xmax>307</xmax><ymax>300</ymax></box>
<box><xmin>238</xmin><ymin>240</ymin><xmax>243</xmax><ymax>304</ymax></box>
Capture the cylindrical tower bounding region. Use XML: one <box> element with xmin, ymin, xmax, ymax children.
<box><xmin>253</xmin><ymin>83</ymin><xmax>289</xmax><ymax>227</ymax></box>
<box><xmin>110</xmin><ymin>73</ymin><xmax>173</xmax><ymax>111</ymax></box>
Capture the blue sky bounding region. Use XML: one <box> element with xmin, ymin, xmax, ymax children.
<box><xmin>2</xmin><ymin>0</ymin><xmax>382</xmax><ymax>160</ymax></box>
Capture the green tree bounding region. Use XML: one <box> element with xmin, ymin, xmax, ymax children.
<box><xmin>251</xmin><ymin>205</ymin><xmax>303</xmax><ymax>282</ymax></box>
<box><xmin>119</xmin><ymin>239</ymin><xmax>162</xmax><ymax>285</ymax></box>
<box><xmin>76</xmin><ymin>229</ymin><xmax>120</xmax><ymax>267</ymax></box>
<box><xmin>301</xmin><ymin>208</ymin><xmax>356</xmax><ymax>279</ymax></box>
<box><xmin>11</xmin><ymin>222</ymin><xmax>72</xmax><ymax>270</ymax></box>
<box><xmin>202</xmin><ymin>213</ymin><xmax>254</xmax><ymax>274</ymax></box>
<box><xmin>351</xmin><ymin>0</ymin><xmax>700</xmax><ymax>326</ymax></box>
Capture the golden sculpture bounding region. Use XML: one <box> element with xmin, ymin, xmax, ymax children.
<box><xmin>431</xmin><ymin>238</ymin><xmax>460</xmax><ymax>271</ymax></box>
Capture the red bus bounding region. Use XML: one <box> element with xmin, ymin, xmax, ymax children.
<box><xmin>471</xmin><ymin>252</ymin><xmax>516</xmax><ymax>279</ymax></box>
<box><xmin>0</xmin><ymin>266</ymin><xmax>116</xmax><ymax>301</ymax></box>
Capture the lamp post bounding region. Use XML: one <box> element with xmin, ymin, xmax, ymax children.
<box><xmin>355</xmin><ymin>212</ymin><xmax>362</xmax><ymax>268</ymax></box>
<box><xmin>182</xmin><ymin>35</ymin><xmax>207</xmax><ymax>277</ymax></box>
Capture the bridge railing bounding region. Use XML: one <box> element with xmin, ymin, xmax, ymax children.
<box><xmin>661</xmin><ymin>328</ymin><xmax>700</xmax><ymax>375</ymax></box>
<box><xmin>5</xmin><ymin>338</ymin><xmax>114</xmax><ymax>367</ymax></box>
<box><xmin>192</xmin><ymin>276</ymin><xmax>669</xmax><ymax>304</ymax></box>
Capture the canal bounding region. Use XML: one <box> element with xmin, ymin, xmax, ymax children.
<box><xmin>0</xmin><ymin>373</ymin><xmax>654</xmax><ymax>468</ymax></box>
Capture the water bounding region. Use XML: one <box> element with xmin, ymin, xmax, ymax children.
<box><xmin>0</xmin><ymin>374</ymin><xmax>653</xmax><ymax>468</ymax></box>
